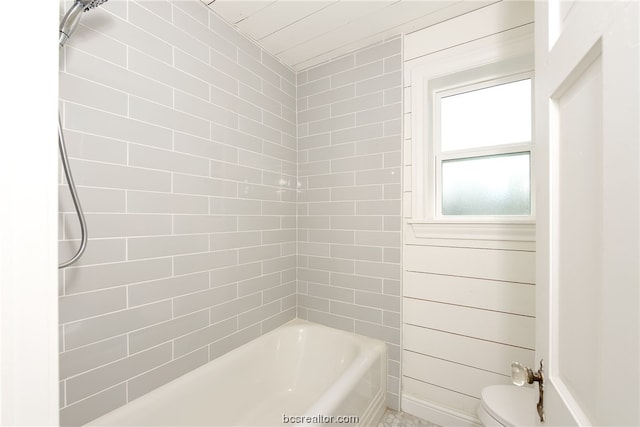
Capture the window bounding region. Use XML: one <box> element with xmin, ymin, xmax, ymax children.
<box><xmin>414</xmin><ymin>55</ymin><xmax>535</xmax><ymax>223</ymax></box>
<box><xmin>435</xmin><ymin>75</ymin><xmax>533</xmax><ymax>218</ymax></box>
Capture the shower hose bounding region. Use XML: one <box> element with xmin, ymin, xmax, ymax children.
<box><xmin>58</xmin><ymin>113</ymin><xmax>87</xmax><ymax>268</ymax></box>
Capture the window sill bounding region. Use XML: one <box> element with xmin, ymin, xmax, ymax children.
<box><xmin>407</xmin><ymin>220</ymin><xmax>536</xmax><ymax>242</ymax></box>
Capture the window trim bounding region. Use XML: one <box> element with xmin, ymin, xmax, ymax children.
<box><xmin>407</xmin><ymin>32</ymin><xmax>536</xmax><ymax>241</ymax></box>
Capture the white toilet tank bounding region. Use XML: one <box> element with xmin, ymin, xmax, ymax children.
<box><xmin>477</xmin><ymin>385</ymin><xmax>536</xmax><ymax>427</ymax></box>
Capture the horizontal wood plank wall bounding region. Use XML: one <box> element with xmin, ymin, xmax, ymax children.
<box><xmin>401</xmin><ymin>1</ymin><xmax>535</xmax><ymax>422</ymax></box>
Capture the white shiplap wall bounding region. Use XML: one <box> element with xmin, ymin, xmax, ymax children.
<box><xmin>401</xmin><ymin>2</ymin><xmax>536</xmax><ymax>425</ymax></box>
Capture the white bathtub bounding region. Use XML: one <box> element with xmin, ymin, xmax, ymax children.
<box><xmin>89</xmin><ymin>319</ymin><xmax>387</xmax><ymax>426</ymax></box>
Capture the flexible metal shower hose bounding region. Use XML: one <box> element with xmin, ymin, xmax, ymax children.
<box><xmin>58</xmin><ymin>114</ymin><xmax>87</xmax><ymax>268</ymax></box>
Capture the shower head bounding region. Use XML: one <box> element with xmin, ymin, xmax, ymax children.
<box><xmin>59</xmin><ymin>0</ymin><xmax>110</xmax><ymax>48</ymax></box>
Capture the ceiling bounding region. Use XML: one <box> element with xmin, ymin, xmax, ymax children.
<box><xmin>200</xmin><ymin>0</ymin><xmax>497</xmax><ymax>71</ymax></box>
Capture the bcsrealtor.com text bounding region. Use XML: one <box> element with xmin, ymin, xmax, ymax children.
<box><xmin>282</xmin><ymin>414</ymin><xmax>359</xmax><ymax>424</ymax></box>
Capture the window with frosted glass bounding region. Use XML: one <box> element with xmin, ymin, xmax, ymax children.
<box><xmin>433</xmin><ymin>74</ymin><xmax>533</xmax><ymax>218</ymax></box>
<box><xmin>441</xmin><ymin>152</ymin><xmax>531</xmax><ymax>215</ymax></box>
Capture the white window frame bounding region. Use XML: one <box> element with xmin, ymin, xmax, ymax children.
<box><xmin>409</xmin><ymin>32</ymin><xmax>536</xmax><ymax>241</ymax></box>
<box><xmin>430</xmin><ymin>71</ymin><xmax>535</xmax><ymax>221</ymax></box>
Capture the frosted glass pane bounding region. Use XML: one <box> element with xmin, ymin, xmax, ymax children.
<box><xmin>442</xmin><ymin>153</ymin><xmax>530</xmax><ymax>215</ymax></box>
<box><xmin>440</xmin><ymin>79</ymin><xmax>531</xmax><ymax>152</ymax></box>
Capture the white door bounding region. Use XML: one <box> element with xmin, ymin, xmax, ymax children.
<box><xmin>535</xmin><ymin>1</ymin><xmax>639</xmax><ymax>425</ymax></box>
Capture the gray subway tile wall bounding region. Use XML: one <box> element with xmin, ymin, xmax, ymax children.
<box><xmin>59</xmin><ymin>0</ymin><xmax>403</xmax><ymax>423</ymax></box>
<box><xmin>59</xmin><ymin>1</ymin><xmax>297</xmax><ymax>424</ymax></box>
<box><xmin>297</xmin><ymin>36</ymin><xmax>403</xmax><ymax>410</ymax></box>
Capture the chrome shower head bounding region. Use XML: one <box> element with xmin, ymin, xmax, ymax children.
<box><xmin>59</xmin><ymin>0</ymin><xmax>110</xmax><ymax>48</ymax></box>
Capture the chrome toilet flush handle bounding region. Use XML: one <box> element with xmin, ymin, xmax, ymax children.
<box><xmin>511</xmin><ymin>360</ymin><xmax>545</xmax><ymax>423</ymax></box>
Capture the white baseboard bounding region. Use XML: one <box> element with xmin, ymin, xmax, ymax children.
<box><xmin>402</xmin><ymin>395</ymin><xmax>483</xmax><ymax>427</ymax></box>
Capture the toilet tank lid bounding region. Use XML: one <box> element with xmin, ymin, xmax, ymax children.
<box><xmin>481</xmin><ymin>385</ymin><xmax>536</xmax><ymax>427</ymax></box>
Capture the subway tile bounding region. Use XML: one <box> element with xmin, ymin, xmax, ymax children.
<box><xmin>66</xmin><ymin>48</ymin><xmax>172</xmax><ymax>107</ymax></box>
<box><xmin>384</xmin><ymin>151</ymin><xmax>402</xmax><ymax>168</ymax></box>
<box><xmin>66</xmin><ymin>343</ymin><xmax>172</xmax><ymax>404</ymax></box>
<box><xmin>384</xmin><ymin>87</ymin><xmax>402</xmax><ymax>105</ymax></box>
<box><xmin>355</xmin><ymin>136</ymin><xmax>401</xmax><ymax>155</ymax></box>
<box><xmin>210</xmin><ymin>197</ymin><xmax>261</xmax><ymax>215</ymax></box>
<box><xmin>383</xmin><ymin>247</ymin><xmax>401</xmax><ymax>263</ymax></box>
<box><xmin>174</xmin><ymin>317</ymin><xmax>237</xmax><ymax>357</ymax></box>
<box><xmin>174</xmin><ymin>49</ymin><xmax>237</xmax><ymax>94</ymax></box>
<box><xmin>129</xmin><ymin>311</ymin><xmax>209</xmax><ymax>354</ymax></box>
<box><xmin>174</xmin><ymin>91</ymin><xmax>239</xmax><ymax>130</ymax></box>
<box><xmin>59</xmin><ymin>335</ymin><xmax>127</xmax><ymax>380</ymax></box>
<box><xmin>65</xmin><ymin>258</ymin><xmax>172</xmax><ymax>295</ymax></box>
<box><xmin>173</xmin><ymin>249</ymin><xmax>238</xmax><ymax>276</ymax></box>
<box><xmin>238</xmin><ymin>216</ymin><xmax>280</xmax><ymax>231</ymax></box>
<box><xmin>306</xmin><ymin>309</ymin><xmax>354</xmax><ymax>333</ymax></box>
<box><xmin>299</xmin><ymin>133</ymin><xmax>331</xmax><ymax>150</ymax></box>
<box><xmin>61</xmin><ymin>130</ymin><xmax>127</xmax><ymax>165</ymax></box>
<box><xmin>298</xmin><ymin>294</ymin><xmax>330</xmax><ymax>312</ymax></box>
<box><xmin>210</xmin><ymin>123</ymin><xmax>261</xmax><ymax>154</ymax></box>
<box><xmin>64</xmin><ymin>213</ymin><xmax>172</xmax><ymax>240</ymax></box>
<box><xmin>128</xmin><ymin>235</ymin><xmax>209</xmax><ymax>260</ymax></box>
<box><xmin>238</xmin><ymin>50</ymin><xmax>281</xmax><ymax>88</ymax></box>
<box><xmin>128</xmin><ymin>272</ymin><xmax>210</xmax><ymax>307</ymax></box>
<box><xmin>60</xmin><ymin>384</ymin><xmax>126</xmax><ymax>427</ymax></box>
<box><xmin>331</xmin><ymin>185</ymin><xmax>383</xmax><ymax>201</ymax></box>
<box><xmin>238</xmin><ymin>83</ymin><xmax>281</xmax><ymax>117</ymax></box>
<box><xmin>209</xmin><ymin>295</ymin><xmax>262</xmax><ymax>325</ymax></box>
<box><xmin>126</xmin><ymin>191</ymin><xmax>208</xmax><ymax>214</ymax></box>
<box><xmin>356</xmin><ymin>200</ymin><xmax>401</xmax><ymax>215</ymax></box>
<box><xmin>308</xmin><ymin>143</ymin><xmax>355</xmax><ymax>162</ymax></box>
<box><xmin>356</xmin><ymin>38</ymin><xmax>401</xmax><ymax>66</ymax></box>
<box><xmin>238</xmin><ymin>301</ymin><xmax>281</xmax><ymax>329</ymax></box>
<box><xmin>355</xmin><ymin>231</ymin><xmax>401</xmax><ymax>247</ymax></box>
<box><xmin>331</xmin><ymin>272</ymin><xmax>383</xmax><ymax>293</ymax></box>
<box><xmin>307</xmin><ymin>55</ymin><xmax>355</xmax><ymax>82</ymax></box>
<box><xmin>64</xmin><ymin>301</ymin><xmax>172</xmax><ymax>351</ymax></box>
<box><xmin>208</xmin><ymin>11</ymin><xmax>261</xmax><ymax>60</ymax></box>
<box><xmin>355</xmin><ymin>320</ymin><xmax>400</xmax><ymax>345</ymax></box>
<box><xmin>308</xmin><ymin>201</ymin><xmax>355</xmax><ymax>216</ymax></box>
<box><xmin>211</xmin><ymin>232</ymin><xmax>263</xmax><ymax>251</ymax></box>
<box><xmin>65</xmin><ymin>104</ymin><xmax>172</xmax><ymax>150</ymax></box>
<box><xmin>298</xmin><ymin>105</ymin><xmax>331</xmax><ymax>124</ymax></box>
<box><xmin>356</xmin><ymin>71</ymin><xmax>401</xmax><ymax>96</ymax></box>
<box><xmin>308</xmin><ymin>85</ymin><xmax>356</xmax><ymax>109</ymax></box>
<box><xmin>209</xmin><ymin>48</ymin><xmax>261</xmax><ymax>92</ymax></box>
<box><xmin>385</xmin><ymin>118</ymin><xmax>402</xmax><ymax>136</ymax></box>
<box><xmin>331</xmin><ymin>244</ymin><xmax>383</xmax><ymax>262</ymax></box>
<box><xmin>174</xmin><ymin>131</ymin><xmax>239</xmax><ymax>162</ymax></box>
<box><xmin>60</xmin><ymin>72</ymin><xmax>128</xmax><ymax>115</ymax></box>
<box><xmin>356</xmin><ymin>103</ymin><xmax>402</xmax><ymax>126</ymax></box>
<box><xmin>262</xmin><ymin>308</ymin><xmax>296</xmax><ymax>333</ymax></box>
<box><xmin>211</xmin><ymin>87</ymin><xmax>262</xmax><ymax>122</ymax></box>
<box><xmin>59</xmin><ymin>238</ymin><xmax>126</xmax><ymax>268</ymax></box>
<box><xmin>261</xmin><ymin>51</ymin><xmax>295</xmax><ymax>84</ymax></box>
<box><xmin>331</xmin><ymin>301</ymin><xmax>382</xmax><ymax>324</ymax></box>
<box><xmin>308</xmin><ymin>114</ymin><xmax>355</xmax><ymax>135</ymax></box>
<box><xmin>209</xmin><ymin>262</ymin><xmax>262</xmax><ymax>288</ymax></box>
<box><xmin>128</xmin><ymin>48</ymin><xmax>208</xmax><ymax>100</ymax></box>
<box><xmin>59</xmin><ymin>287</ymin><xmax>127</xmax><ymax>324</ymax></box>
<box><xmin>65</xmin><ymin>26</ymin><xmax>127</xmax><ymax>67</ymax></box>
<box><xmin>210</xmin><ymin>324</ymin><xmax>261</xmax><ymax>360</ymax></box>
<box><xmin>135</xmin><ymin>1</ymin><xmax>173</xmax><ymax>23</ymax></box>
<box><xmin>332</xmin><ymin>123</ymin><xmax>384</xmax><ymax>144</ymax></box>
<box><xmin>331</xmin><ymin>92</ymin><xmax>384</xmax><ymax>117</ymax></box>
<box><xmin>239</xmin><ymin>150</ymin><xmax>282</xmax><ymax>173</ymax></box>
<box><xmin>130</xmin><ymin>96</ymin><xmax>210</xmax><ymax>139</ymax></box>
<box><xmin>330</xmin><ymin>216</ymin><xmax>383</xmax><ymax>231</ymax></box>
<box><xmin>238</xmin><ymin>117</ymin><xmax>281</xmax><ymax>145</ymax></box>
<box><xmin>307</xmin><ymin>283</ymin><xmax>354</xmax><ymax>303</ymax></box>
<box><xmin>307</xmin><ymin>256</ymin><xmax>354</xmax><ymax>274</ymax></box>
<box><xmin>297</xmin><ymin>77</ymin><xmax>330</xmax><ymax>98</ymax></box>
<box><xmin>173</xmin><ymin>215</ymin><xmax>237</xmax><ymax>234</ymax></box>
<box><xmin>355</xmin><ymin>290</ymin><xmax>401</xmax><ymax>312</ymax></box>
<box><xmin>128</xmin><ymin>348</ymin><xmax>208</xmax><ymax>401</ymax></box>
<box><xmin>129</xmin><ymin>2</ymin><xmax>208</xmax><ymax>62</ymax></box>
<box><xmin>298</xmin><ymin>242</ymin><xmax>331</xmax><ymax>257</ymax></box>
<box><xmin>331</xmin><ymin>154</ymin><xmax>383</xmax><ymax>172</ymax></box>
<box><xmin>263</xmin><ymin>141</ymin><xmax>297</xmax><ymax>164</ymax></box>
<box><xmin>307</xmin><ymin>172</ymin><xmax>354</xmax><ymax>189</ymax></box>
<box><xmin>173</xmin><ymin>173</ymin><xmax>237</xmax><ymax>197</ymax></box>
<box><xmin>238</xmin><ymin>272</ymin><xmax>281</xmax><ymax>296</ymax></box>
<box><xmin>263</xmin><ymin>80</ymin><xmax>295</xmax><ymax>108</ymax></box>
<box><xmin>173</xmin><ymin>284</ymin><xmax>238</xmax><ymax>316</ymax></box>
<box><xmin>129</xmin><ymin>145</ymin><xmax>209</xmax><ymax>176</ymax></box>
<box><xmin>331</xmin><ymin>61</ymin><xmax>383</xmax><ymax>88</ymax></box>
<box><xmin>355</xmin><ymin>261</ymin><xmax>401</xmax><ymax>280</ymax></box>
<box><xmin>263</xmin><ymin>282</ymin><xmax>297</xmax><ymax>304</ymax></box>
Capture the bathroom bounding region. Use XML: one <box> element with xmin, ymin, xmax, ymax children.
<box><xmin>1</xmin><ymin>0</ymin><xmax>638</xmax><ymax>426</ymax></box>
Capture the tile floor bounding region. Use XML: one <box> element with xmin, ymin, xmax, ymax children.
<box><xmin>378</xmin><ymin>409</ymin><xmax>440</xmax><ymax>427</ymax></box>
